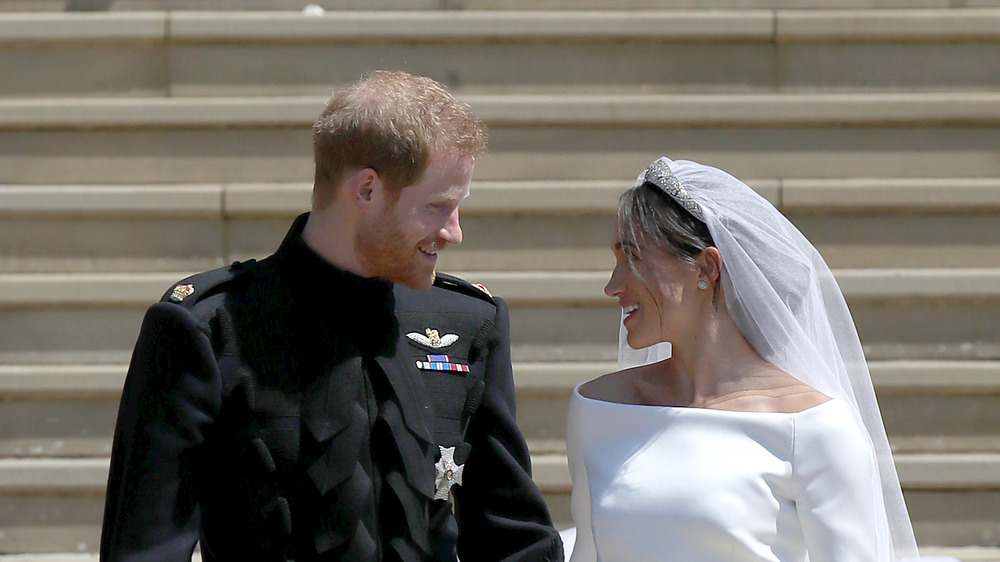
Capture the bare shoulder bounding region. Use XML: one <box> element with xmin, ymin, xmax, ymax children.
<box><xmin>709</xmin><ymin>367</ymin><xmax>831</xmax><ymax>413</ymax></box>
<box><xmin>577</xmin><ymin>371</ymin><xmax>625</xmax><ymax>401</ymax></box>
<box><xmin>578</xmin><ymin>365</ymin><xmax>651</xmax><ymax>403</ymax></box>
<box><xmin>759</xmin><ymin>369</ymin><xmax>831</xmax><ymax>413</ymax></box>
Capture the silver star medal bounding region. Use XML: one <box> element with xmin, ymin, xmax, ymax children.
<box><xmin>434</xmin><ymin>445</ymin><xmax>465</xmax><ymax>500</ymax></box>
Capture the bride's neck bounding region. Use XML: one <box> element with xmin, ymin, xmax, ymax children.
<box><xmin>652</xmin><ymin>311</ymin><xmax>766</xmax><ymax>407</ymax></box>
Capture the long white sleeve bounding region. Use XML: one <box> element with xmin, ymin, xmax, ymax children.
<box><xmin>566</xmin><ymin>392</ymin><xmax>597</xmax><ymax>562</ymax></box>
<box><xmin>792</xmin><ymin>399</ymin><xmax>883</xmax><ymax>561</ymax></box>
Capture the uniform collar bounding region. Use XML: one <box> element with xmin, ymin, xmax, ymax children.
<box><xmin>272</xmin><ymin>212</ymin><xmax>396</xmax><ymax>353</ymax></box>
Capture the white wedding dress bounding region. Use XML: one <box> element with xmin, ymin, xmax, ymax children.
<box><xmin>566</xmin><ymin>385</ymin><xmax>881</xmax><ymax>562</ymax></box>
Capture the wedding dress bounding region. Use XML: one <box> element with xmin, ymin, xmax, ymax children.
<box><xmin>566</xmin><ymin>387</ymin><xmax>878</xmax><ymax>561</ymax></box>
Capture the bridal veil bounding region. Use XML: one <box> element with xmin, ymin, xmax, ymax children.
<box><xmin>617</xmin><ymin>157</ymin><xmax>920</xmax><ymax>560</ymax></box>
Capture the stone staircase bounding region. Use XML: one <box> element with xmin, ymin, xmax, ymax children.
<box><xmin>1</xmin><ymin>1</ymin><xmax>1000</xmax><ymax>559</ymax></box>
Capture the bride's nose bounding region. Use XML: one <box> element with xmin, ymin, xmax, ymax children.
<box><xmin>605</xmin><ymin>266</ymin><xmax>624</xmax><ymax>298</ymax></box>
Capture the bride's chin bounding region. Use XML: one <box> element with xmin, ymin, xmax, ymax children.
<box><xmin>625</xmin><ymin>333</ymin><xmax>649</xmax><ymax>349</ymax></box>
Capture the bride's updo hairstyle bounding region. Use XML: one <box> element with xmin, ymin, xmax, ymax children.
<box><xmin>617</xmin><ymin>181</ymin><xmax>714</xmax><ymax>270</ymax></box>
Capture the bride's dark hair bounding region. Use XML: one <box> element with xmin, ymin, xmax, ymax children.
<box><xmin>617</xmin><ymin>181</ymin><xmax>718</xmax><ymax>290</ymax></box>
<box><xmin>617</xmin><ymin>181</ymin><xmax>714</xmax><ymax>264</ymax></box>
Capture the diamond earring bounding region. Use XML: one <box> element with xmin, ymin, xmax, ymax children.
<box><xmin>697</xmin><ymin>280</ymin><xmax>708</xmax><ymax>290</ymax></box>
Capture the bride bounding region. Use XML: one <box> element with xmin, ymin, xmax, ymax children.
<box><xmin>563</xmin><ymin>157</ymin><xmax>944</xmax><ymax>561</ymax></box>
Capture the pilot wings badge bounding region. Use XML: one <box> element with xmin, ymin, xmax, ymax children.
<box><xmin>406</xmin><ymin>328</ymin><xmax>459</xmax><ymax>350</ymax></box>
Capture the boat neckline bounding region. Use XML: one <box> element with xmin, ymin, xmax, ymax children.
<box><xmin>572</xmin><ymin>383</ymin><xmax>836</xmax><ymax>416</ymax></box>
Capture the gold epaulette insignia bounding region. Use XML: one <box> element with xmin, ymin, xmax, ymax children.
<box><xmin>471</xmin><ymin>283</ymin><xmax>492</xmax><ymax>297</ymax></box>
<box><xmin>170</xmin><ymin>284</ymin><xmax>195</xmax><ymax>302</ymax></box>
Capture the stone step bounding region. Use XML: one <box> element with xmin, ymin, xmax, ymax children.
<box><xmin>2</xmin><ymin>93</ymin><xmax>1000</xmax><ymax>184</ymax></box>
<box><xmin>0</xmin><ymin>0</ymin><xmax>440</xmax><ymax>10</ymax></box>
<box><xmin>2</xmin><ymin>179</ymin><xmax>1000</xmax><ymax>273</ymax></box>
<box><xmin>5</xmin><ymin>1</ymin><xmax>1000</xmax><ymax>11</ymax></box>
<box><xmin>0</xmin><ymin>459</ymin><xmax>106</xmax><ymax>555</ymax></box>
<box><xmin>6</xmin><ymin>93</ymin><xmax>1000</xmax><ymax>128</ymax></box>
<box><xmin>458</xmin><ymin>0</ymin><xmax>1000</xmax><ymax>8</ymax></box>
<box><xmin>3</xmin><ymin>360</ymin><xmax>999</xmax><ymax>458</ymax></box>
<box><xmin>1</xmin><ymin>269</ymin><xmax>999</xmax><ymax>365</ymax></box>
<box><xmin>1</xmin><ymin>10</ymin><xmax>998</xmax><ymax>97</ymax></box>
<box><xmin>1</xmin><ymin>454</ymin><xmax>998</xmax><ymax>552</ymax></box>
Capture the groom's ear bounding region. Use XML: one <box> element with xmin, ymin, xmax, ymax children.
<box><xmin>342</xmin><ymin>167</ymin><xmax>384</xmax><ymax>213</ymax></box>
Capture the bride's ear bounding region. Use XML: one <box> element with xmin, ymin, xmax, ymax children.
<box><xmin>697</xmin><ymin>247</ymin><xmax>723</xmax><ymax>286</ymax></box>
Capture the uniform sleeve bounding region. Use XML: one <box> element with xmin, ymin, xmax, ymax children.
<box><xmin>100</xmin><ymin>302</ymin><xmax>222</xmax><ymax>562</ymax></box>
<box><xmin>565</xmin><ymin>392</ymin><xmax>596</xmax><ymax>562</ymax></box>
<box><xmin>792</xmin><ymin>402</ymin><xmax>882</xmax><ymax>562</ymax></box>
<box><xmin>453</xmin><ymin>297</ymin><xmax>564</xmax><ymax>561</ymax></box>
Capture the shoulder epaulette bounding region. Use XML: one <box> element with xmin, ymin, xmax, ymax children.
<box><xmin>433</xmin><ymin>272</ymin><xmax>496</xmax><ymax>305</ymax></box>
<box><xmin>160</xmin><ymin>259</ymin><xmax>258</xmax><ymax>309</ymax></box>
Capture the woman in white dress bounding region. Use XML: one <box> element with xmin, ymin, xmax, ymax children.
<box><xmin>565</xmin><ymin>157</ymin><xmax>941</xmax><ymax>561</ymax></box>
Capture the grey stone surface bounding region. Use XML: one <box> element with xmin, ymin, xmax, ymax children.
<box><xmin>0</xmin><ymin>12</ymin><xmax>164</xmax><ymax>41</ymax></box>
<box><xmin>0</xmin><ymin>10</ymin><xmax>998</xmax><ymax>97</ymax></box>
<box><xmin>0</xmin><ymin>0</ymin><xmax>442</xmax><ymax>11</ymax></box>
<box><xmin>168</xmin><ymin>10</ymin><xmax>774</xmax><ymax>41</ymax></box>
<box><xmin>168</xmin><ymin>41</ymin><xmax>777</xmax><ymax>97</ymax></box>
<box><xmin>0</xmin><ymin>493</ymin><xmax>103</xmax><ymax>554</ymax></box>
<box><xmin>0</xmin><ymin>185</ymin><xmax>221</xmax><ymax>217</ymax></box>
<box><xmin>0</xmin><ymin>401</ymin><xmax>117</xmax><ymax>456</ymax></box>
<box><xmin>782</xmin><ymin>178</ymin><xmax>1000</xmax><ymax>210</ymax></box>
<box><xmin>478</xmin><ymin>123</ymin><xmax>1000</xmax><ymax>181</ymax></box>
<box><xmin>454</xmin><ymin>0</ymin><xmax>997</xmax><ymax>7</ymax></box>
<box><xmin>0</xmin><ymin>46</ymin><xmax>167</xmax><ymax>98</ymax></box>
<box><xmin>0</xmin><ymin>308</ymin><xmax>144</xmax><ymax>366</ymax></box>
<box><xmin>2</xmin><ymin>0</ymin><xmax>1000</xmax><ymax>9</ymax></box>
<box><xmin>797</xmin><ymin>213</ymin><xmax>1000</xmax><ymax>269</ymax></box>
<box><xmin>777</xmin><ymin>9</ymin><xmax>1000</xmax><ymax>40</ymax></box>
<box><xmin>0</xmin><ymin>128</ymin><xmax>314</xmax><ymax>184</ymax></box>
<box><xmin>0</xmin><ymin>218</ymin><xmax>224</xmax><ymax>273</ymax></box>
<box><xmin>3</xmin><ymin>121</ymin><xmax>1000</xmax><ymax>184</ymax></box>
<box><xmin>906</xmin><ymin>490</ymin><xmax>1000</xmax><ymax>546</ymax></box>
<box><xmin>0</xmin><ymin>365</ymin><xmax>124</xmax><ymax>397</ymax></box>
<box><xmin>777</xmin><ymin>41</ymin><xmax>1000</xmax><ymax>93</ymax></box>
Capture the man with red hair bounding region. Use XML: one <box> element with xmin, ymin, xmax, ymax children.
<box><xmin>101</xmin><ymin>71</ymin><xmax>563</xmax><ymax>562</ymax></box>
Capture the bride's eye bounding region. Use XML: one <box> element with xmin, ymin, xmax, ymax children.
<box><xmin>622</xmin><ymin>244</ymin><xmax>641</xmax><ymax>261</ymax></box>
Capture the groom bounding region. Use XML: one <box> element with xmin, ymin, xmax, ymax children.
<box><xmin>100</xmin><ymin>71</ymin><xmax>563</xmax><ymax>561</ymax></box>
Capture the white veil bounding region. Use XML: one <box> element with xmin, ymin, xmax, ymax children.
<box><xmin>618</xmin><ymin>157</ymin><xmax>920</xmax><ymax>560</ymax></box>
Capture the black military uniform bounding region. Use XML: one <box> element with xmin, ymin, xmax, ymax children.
<box><xmin>101</xmin><ymin>214</ymin><xmax>563</xmax><ymax>562</ymax></box>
